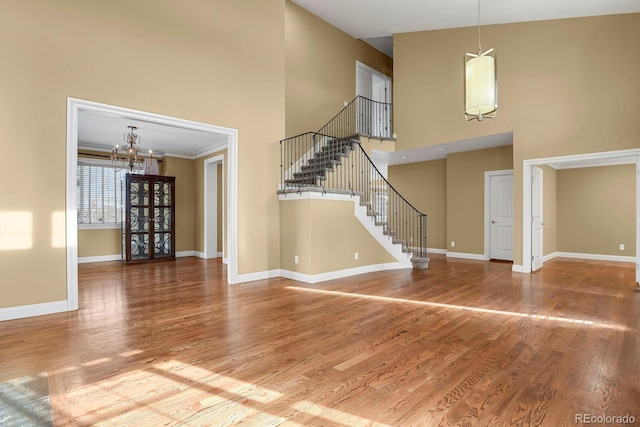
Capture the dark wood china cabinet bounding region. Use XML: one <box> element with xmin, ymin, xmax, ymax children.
<box><xmin>122</xmin><ymin>174</ymin><xmax>175</xmax><ymax>264</ymax></box>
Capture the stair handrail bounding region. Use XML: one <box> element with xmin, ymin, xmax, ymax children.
<box><xmin>279</xmin><ymin>96</ymin><xmax>427</xmax><ymax>260</ymax></box>
<box><xmin>317</xmin><ymin>95</ymin><xmax>393</xmax><ymax>140</ymax></box>
<box><xmin>354</xmin><ymin>142</ymin><xmax>423</xmax><ymax>214</ymax></box>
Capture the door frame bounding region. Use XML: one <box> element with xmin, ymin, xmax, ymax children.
<box><xmin>531</xmin><ymin>166</ymin><xmax>543</xmax><ymax>271</ymax></box>
<box><xmin>484</xmin><ymin>169</ymin><xmax>514</xmax><ymax>260</ymax></box>
<box><xmin>204</xmin><ymin>155</ymin><xmax>224</xmax><ymax>260</ymax></box>
<box><xmin>66</xmin><ymin>98</ymin><xmax>239</xmax><ymax>311</ymax></box>
<box><xmin>521</xmin><ymin>148</ymin><xmax>640</xmax><ymax>282</ymax></box>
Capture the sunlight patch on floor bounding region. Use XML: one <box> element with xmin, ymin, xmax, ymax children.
<box><xmin>292</xmin><ymin>400</ymin><xmax>392</xmax><ymax>426</ymax></box>
<box><xmin>286</xmin><ymin>286</ymin><xmax>626</xmax><ymax>330</ymax></box>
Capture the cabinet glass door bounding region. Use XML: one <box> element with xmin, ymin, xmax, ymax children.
<box><xmin>128</xmin><ymin>177</ymin><xmax>151</xmax><ymax>261</ymax></box>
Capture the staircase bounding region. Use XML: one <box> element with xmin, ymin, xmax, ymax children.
<box><xmin>279</xmin><ymin>96</ymin><xmax>429</xmax><ymax>269</ymax></box>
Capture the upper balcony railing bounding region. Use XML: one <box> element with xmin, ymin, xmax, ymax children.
<box><xmin>318</xmin><ymin>96</ymin><xmax>393</xmax><ymax>140</ymax></box>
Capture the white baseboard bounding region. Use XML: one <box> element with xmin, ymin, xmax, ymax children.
<box><xmin>233</xmin><ymin>262</ymin><xmax>411</xmax><ymax>285</ymax></box>
<box><xmin>512</xmin><ymin>264</ymin><xmax>524</xmax><ymax>273</ymax></box>
<box><xmin>217</xmin><ymin>251</ymin><xmax>223</xmax><ymax>257</ymax></box>
<box><xmin>78</xmin><ymin>254</ymin><xmax>120</xmax><ymax>264</ymax></box>
<box><xmin>235</xmin><ymin>269</ymin><xmax>282</xmax><ymax>283</ymax></box>
<box><xmin>280</xmin><ymin>262</ymin><xmax>410</xmax><ymax>284</ymax></box>
<box><xmin>552</xmin><ymin>251</ymin><xmax>635</xmax><ymax>263</ymax></box>
<box><xmin>427</xmin><ymin>248</ymin><xmax>447</xmax><ymax>255</ymax></box>
<box><xmin>0</xmin><ymin>300</ymin><xmax>69</xmax><ymax>322</ymax></box>
<box><xmin>223</xmin><ymin>258</ymin><xmax>228</xmax><ymax>265</ymax></box>
<box><xmin>79</xmin><ymin>251</ymin><xmax>207</xmax><ymax>262</ymax></box>
<box><xmin>446</xmin><ymin>251</ymin><xmax>486</xmax><ymax>261</ymax></box>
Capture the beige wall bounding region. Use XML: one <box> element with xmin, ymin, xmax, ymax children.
<box><xmin>78</xmin><ymin>228</ymin><xmax>120</xmax><ymax>258</ymax></box>
<box><xmin>447</xmin><ymin>146</ymin><xmax>513</xmax><ymax>255</ymax></box>
<box><xmin>280</xmin><ymin>198</ymin><xmax>396</xmax><ymax>274</ymax></box>
<box><xmin>394</xmin><ymin>13</ymin><xmax>640</xmax><ymax>265</ymax></box>
<box><xmin>285</xmin><ymin>0</ymin><xmax>393</xmax><ymax>137</ymax></box>
<box><xmin>163</xmin><ymin>157</ymin><xmax>196</xmax><ymax>253</ymax></box>
<box><xmin>388</xmin><ymin>159</ymin><xmax>447</xmax><ymax>249</ymax></box>
<box><xmin>540</xmin><ymin>166</ymin><xmax>557</xmax><ymax>256</ymax></box>
<box><xmin>557</xmin><ymin>165</ymin><xmax>636</xmax><ymax>256</ymax></box>
<box><xmin>0</xmin><ymin>0</ymin><xmax>284</xmax><ymax>309</ymax></box>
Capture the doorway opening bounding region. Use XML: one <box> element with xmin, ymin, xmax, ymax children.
<box><xmin>66</xmin><ymin>98</ymin><xmax>239</xmax><ymax>311</ymax></box>
<box><xmin>356</xmin><ymin>61</ymin><xmax>392</xmax><ymax>138</ymax></box>
<box><xmin>204</xmin><ymin>155</ymin><xmax>224</xmax><ymax>261</ymax></box>
<box><xmin>522</xmin><ymin>148</ymin><xmax>640</xmax><ymax>284</ymax></box>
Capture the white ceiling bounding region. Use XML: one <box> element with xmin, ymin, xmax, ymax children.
<box><xmin>292</xmin><ymin>0</ymin><xmax>640</xmax><ymax>57</ymax></box>
<box><xmin>78</xmin><ymin>109</ymin><xmax>228</xmax><ymax>159</ymax></box>
<box><xmin>373</xmin><ymin>132</ymin><xmax>513</xmax><ymax>166</ymax></box>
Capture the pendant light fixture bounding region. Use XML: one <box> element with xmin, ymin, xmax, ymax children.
<box><xmin>464</xmin><ymin>0</ymin><xmax>497</xmax><ymax>121</ymax></box>
<box><xmin>111</xmin><ymin>125</ymin><xmax>152</xmax><ymax>172</ymax></box>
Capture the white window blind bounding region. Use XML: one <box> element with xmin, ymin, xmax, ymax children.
<box><xmin>77</xmin><ymin>161</ymin><xmax>127</xmax><ymax>226</ymax></box>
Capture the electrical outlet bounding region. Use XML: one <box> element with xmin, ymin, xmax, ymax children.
<box><xmin>451</xmin><ymin>241</ymin><xmax>456</xmax><ymax>248</ymax></box>
<box><xmin>355</xmin><ymin>252</ymin><xmax>359</xmax><ymax>260</ymax></box>
<box><xmin>294</xmin><ymin>255</ymin><xmax>299</xmax><ymax>264</ymax></box>
<box><xmin>620</xmin><ymin>244</ymin><xmax>625</xmax><ymax>251</ymax></box>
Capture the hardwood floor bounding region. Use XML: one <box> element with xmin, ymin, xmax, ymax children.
<box><xmin>0</xmin><ymin>255</ymin><xmax>638</xmax><ymax>426</ymax></box>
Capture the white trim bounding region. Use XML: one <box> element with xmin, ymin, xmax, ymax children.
<box><xmin>217</xmin><ymin>251</ymin><xmax>223</xmax><ymax>257</ymax></box>
<box><xmin>192</xmin><ymin>141</ymin><xmax>228</xmax><ymax>160</ymax></box>
<box><xmin>176</xmin><ymin>251</ymin><xmax>196</xmax><ymax>258</ymax></box>
<box><xmin>542</xmin><ymin>252</ymin><xmax>558</xmax><ymax>263</ymax></box>
<box><xmin>204</xmin><ymin>155</ymin><xmax>224</xmax><ymax>260</ymax></box>
<box><xmin>195</xmin><ymin>251</ymin><xmax>206</xmax><ymax>259</ymax></box>
<box><xmin>223</xmin><ymin>257</ymin><xmax>229</xmax><ymax>264</ymax></box>
<box><xmin>78</xmin><ymin>223</ymin><xmax>121</xmax><ymax>230</ymax></box>
<box><xmin>512</xmin><ymin>264</ymin><xmax>524</xmax><ymax>273</ymax></box>
<box><xmin>226</xmin><ymin>129</ymin><xmax>238</xmax><ymax>284</ymax></box>
<box><xmin>67</xmin><ymin>98</ymin><xmax>240</xmax><ymax>314</ymax></box>
<box><xmin>446</xmin><ymin>251</ymin><xmax>486</xmax><ymax>261</ymax></box>
<box><xmin>66</xmin><ymin>99</ymin><xmax>80</xmax><ymax>311</ymax></box>
<box><xmin>552</xmin><ymin>252</ymin><xmax>635</xmax><ymax>263</ymax></box>
<box><xmin>278</xmin><ymin>192</ymin><xmax>411</xmax><ymax>265</ymax></box>
<box><xmin>78</xmin><ymin>252</ymin><xmax>204</xmax><ymax>263</ymax></box>
<box><xmin>523</xmin><ymin>148</ymin><xmax>640</xmax><ymax>275</ymax></box>
<box><xmin>235</xmin><ymin>269</ymin><xmax>283</xmax><ymax>283</ymax></box>
<box><xmin>484</xmin><ymin>169</ymin><xmax>514</xmax><ymax>261</ymax></box>
<box><xmin>280</xmin><ymin>262</ymin><xmax>409</xmax><ymax>284</ymax></box>
<box><xmin>78</xmin><ymin>254</ymin><xmax>121</xmax><ymax>264</ymax></box>
<box><xmin>427</xmin><ymin>248</ymin><xmax>447</xmax><ymax>255</ymax></box>
<box><xmin>0</xmin><ymin>301</ymin><xmax>68</xmax><ymax>322</ymax></box>
<box><xmin>549</xmin><ymin>156</ymin><xmax>636</xmax><ymax>170</ymax></box>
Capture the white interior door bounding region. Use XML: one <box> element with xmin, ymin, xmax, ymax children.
<box><xmin>531</xmin><ymin>166</ymin><xmax>544</xmax><ymax>271</ymax></box>
<box><xmin>489</xmin><ymin>172</ymin><xmax>514</xmax><ymax>260</ymax></box>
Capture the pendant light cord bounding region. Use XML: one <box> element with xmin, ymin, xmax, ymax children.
<box><xmin>477</xmin><ymin>0</ymin><xmax>482</xmax><ymax>54</ymax></box>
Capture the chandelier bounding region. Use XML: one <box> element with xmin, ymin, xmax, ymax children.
<box><xmin>111</xmin><ymin>125</ymin><xmax>151</xmax><ymax>172</ymax></box>
<box><xmin>464</xmin><ymin>0</ymin><xmax>497</xmax><ymax>121</ymax></box>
